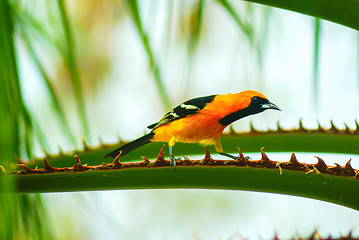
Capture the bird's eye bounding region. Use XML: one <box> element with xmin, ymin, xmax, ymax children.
<box><xmin>252</xmin><ymin>97</ymin><xmax>259</xmax><ymax>102</ymax></box>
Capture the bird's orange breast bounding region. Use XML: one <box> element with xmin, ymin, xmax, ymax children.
<box><xmin>151</xmin><ymin>109</ymin><xmax>226</xmax><ymax>144</ymax></box>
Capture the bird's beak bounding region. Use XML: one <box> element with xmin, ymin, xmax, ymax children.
<box><xmin>261</xmin><ymin>101</ymin><xmax>281</xmax><ymax>111</ymax></box>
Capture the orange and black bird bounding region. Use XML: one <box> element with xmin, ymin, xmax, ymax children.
<box><xmin>105</xmin><ymin>90</ymin><xmax>280</xmax><ymax>164</ymax></box>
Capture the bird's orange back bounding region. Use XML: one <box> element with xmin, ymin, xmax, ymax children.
<box><xmin>200</xmin><ymin>90</ymin><xmax>268</xmax><ymax>120</ymax></box>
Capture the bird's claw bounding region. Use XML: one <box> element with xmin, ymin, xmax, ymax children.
<box><xmin>170</xmin><ymin>155</ymin><xmax>181</xmax><ymax>170</ymax></box>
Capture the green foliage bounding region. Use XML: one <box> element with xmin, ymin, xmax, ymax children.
<box><xmin>57</xmin><ymin>0</ymin><xmax>91</xmax><ymax>141</ymax></box>
<box><xmin>245</xmin><ymin>0</ymin><xmax>359</xmax><ymax>30</ymax></box>
<box><xmin>0</xmin><ymin>0</ymin><xmax>52</xmax><ymax>238</ymax></box>
<box><xmin>0</xmin><ymin>0</ymin><xmax>22</xmax><ymax>165</ymax></box>
<box><xmin>312</xmin><ymin>18</ymin><xmax>321</xmax><ymax>110</ymax></box>
<box><xmin>126</xmin><ymin>0</ymin><xmax>171</xmax><ymax>110</ymax></box>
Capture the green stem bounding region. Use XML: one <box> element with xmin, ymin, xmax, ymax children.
<box><xmin>6</xmin><ymin>166</ymin><xmax>359</xmax><ymax>211</ymax></box>
<box><xmin>25</xmin><ymin>127</ymin><xmax>359</xmax><ymax>168</ymax></box>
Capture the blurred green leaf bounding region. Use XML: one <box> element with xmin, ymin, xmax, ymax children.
<box><xmin>182</xmin><ymin>0</ymin><xmax>205</xmax><ymax>96</ymax></box>
<box><xmin>19</xmin><ymin>26</ymin><xmax>77</xmax><ymax>148</ymax></box>
<box><xmin>126</xmin><ymin>0</ymin><xmax>171</xmax><ymax>110</ymax></box>
<box><xmin>57</xmin><ymin>0</ymin><xmax>91</xmax><ymax>141</ymax></box>
<box><xmin>0</xmin><ymin>1</ymin><xmax>53</xmax><ymax>238</ymax></box>
<box><xmin>218</xmin><ymin>0</ymin><xmax>255</xmax><ymax>45</ymax></box>
<box><xmin>313</xmin><ymin>18</ymin><xmax>321</xmax><ymax>110</ymax></box>
<box><xmin>0</xmin><ymin>0</ymin><xmax>21</xmax><ymax>164</ymax></box>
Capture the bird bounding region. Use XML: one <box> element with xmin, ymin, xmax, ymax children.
<box><xmin>105</xmin><ymin>90</ymin><xmax>280</xmax><ymax>166</ymax></box>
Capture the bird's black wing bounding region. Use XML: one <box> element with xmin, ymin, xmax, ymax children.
<box><xmin>147</xmin><ymin>94</ymin><xmax>217</xmax><ymax>129</ymax></box>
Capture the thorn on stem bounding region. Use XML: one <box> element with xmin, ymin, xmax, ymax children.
<box><xmin>44</xmin><ymin>158</ymin><xmax>56</xmax><ymax>172</ymax></box>
<box><xmin>58</xmin><ymin>146</ymin><xmax>64</xmax><ymax>156</ymax></box>
<box><xmin>141</xmin><ymin>156</ymin><xmax>150</xmax><ymax>164</ymax></box>
<box><xmin>355</xmin><ymin>119</ymin><xmax>359</xmax><ymax>134</ymax></box>
<box><xmin>82</xmin><ymin>138</ymin><xmax>90</xmax><ymax>151</ymax></box>
<box><xmin>289</xmin><ymin>153</ymin><xmax>300</xmax><ymax>166</ymax></box>
<box><xmin>204</xmin><ymin>147</ymin><xmax>211</xmax><ymax>160</ymax></box>
<box><xmin>154</xmin><ymin>145</ymin><xmax>166</xmax><ymax>165</ymax></box>
<box><xmin>237</xmin><ymin>148</ymin><xmax>248</xmax><ymax>164</ymax></box>
<box><xmin>260</xmin><ymin>147</ymin><xmax>270</xmax><ymax>163</ymax></box>
<box><xmin>314</xmin><ymin>156</ymin><xmax>327</xmax><ymax>173</ymax></box>
<box><xmin>73</xmin><ymin>155</ymin><xmax>91</xmax><ymax>171</ymax></box>
<box><xmin>298</xmin><ymin>118</ymin><xmax>305</xmax><ymax>132</ymax></box>
<box><xmin>111</xmin><ymin>153</ymin><xmax>122</xmax><ymax>168</ymax></box>
<box><xmin>18</xmin><ymin>164</ymin><xmax>35</xmax><ymax>174</ymax></box>
<box><xmin>344</xmin><ymin>159</ymin><xmax>355</xmax><ymax>175</ymax></box>
<box><xmin>276</xmin><ymin>121</ymin><xmax>284</xmax><ymax>132</ymax></box>
<box><xmin>344</xmin><ymin>123</ymin><xmax>352</xmax><ymax>134</ymax></box>
<box><xmin>249</xmin><ymin>121</ymin><xmax>258</xmax><ymax>133</ymax></box>
<box><xmin>200</xmin><ymin>147</ymin><xmax>213</xmax><ymax>165</ymax></box>
<box><xmin>330</xmin><ymin>120</ymin><xmax>339</xmax><ymax>133</ymax></box>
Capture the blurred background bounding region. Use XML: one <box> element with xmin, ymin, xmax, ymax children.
<box><xmin>5</xmin><ymin>0</ymin><xmax>359</xmax><ymax>239</ymax></box>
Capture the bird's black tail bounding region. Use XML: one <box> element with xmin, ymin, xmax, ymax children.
<box><xmin>104</xmin><ymin>132</ymin><xmax>155</xmax><ymax>158</ymax></box>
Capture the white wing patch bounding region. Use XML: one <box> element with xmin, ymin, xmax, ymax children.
<box><xmin>169</xmin><ymin>111</ymin><xmax>179</xmax><ymax>118</ymax></box>
<box><xmin>148</xmin><ymin>94</ymin><xmax>217</xmax><ymax>129</ymax></box>
<box><xmin>180</xmin><ymin>104</ymin><xmax>199</xmax><ymax>110</ymax></box>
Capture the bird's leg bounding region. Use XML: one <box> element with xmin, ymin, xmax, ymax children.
<box><xmin>216</xmin><ymin>141</ymin><xmax>239</xmax><ymax>160</ymax></box>
<box><xmin>219</xmin><ymin>152</ymin><xmax>238</xmax><ymax>160</ymax></box>
<box><xmin>169</xmin><ymin>145</ymin><xmax>176</xmax><ymax>168</ymax></box>
<box><xmin>169</xmin><ymin>145</ymin><xmax>182</xmax><ymax>170</ymax></box>
<box><xmin>220</xmin><ymin>152</ymin><xmax>252</xmax><ymax>160</ymax></box>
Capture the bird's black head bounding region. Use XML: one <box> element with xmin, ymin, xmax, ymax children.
<box><xmin>249</xmin><ymin>96</ymin><xmax>281</xmax><ymax>114</ymax></box>
<box><xmin>219</xmin><ymin>95</ymin><xmax>280</xmax><ymax>126</ymax></box>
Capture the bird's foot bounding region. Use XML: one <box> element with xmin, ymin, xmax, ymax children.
<box><xmin>170</xmin><ymin>155</ymin><xmax>181</xmax><ymax>171</ymax></box>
